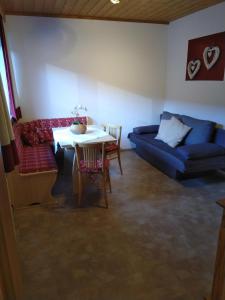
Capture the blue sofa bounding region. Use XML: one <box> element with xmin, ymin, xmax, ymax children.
<box><xmin>128</xmin><ymin>111</ymin><xmax>225</xmax><ymax>179</ymax></box>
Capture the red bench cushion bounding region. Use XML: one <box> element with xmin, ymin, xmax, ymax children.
<box><xmin>105</xmin><ymin>143</ymin><xmax>118</xmax><ymax>152</ymax></box>
<box><xmin>79</xmin><ymin>159</ymin><xmax>109</xmax><ymax>173</ymax></box>
<box><xmin>21</xmin><ymin>117</ymin><xmax>87</xmax><ymax>145</ymax></box>
<box><xmin>19</xmin><ymin>145</ymin><xmax>57</xmax><ymax>174</ymax></box>
<box><xmin>13</xmin><ymin>124</ymin><xmax>23</xmax><ymax>161</ymax></box>
<box><xmin>22</xmin><ymin>130</ymin><xmax>40</xmax><ymax>146</ymax></box>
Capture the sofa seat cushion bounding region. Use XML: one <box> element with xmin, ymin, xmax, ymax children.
<box><xmin>177</xmin><ymin>143</ymin><xmax>225</xmax><ymax>160</ymax></box>
<box><xmin>130</xmin><ymin>133</ymin><xmax>186</xmax><ymax>171</ymax></box>
<box><xmin>19</xmin><ymin>145</ymin><xmax>57</xmax><ymax>174</ymax></box>
<box><xmin>130</xmin><ymin>133</ymin><xmax>185</xmax><ymax>160</ymax></box>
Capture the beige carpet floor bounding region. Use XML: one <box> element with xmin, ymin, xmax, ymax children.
<box><xmin>14</xmin><ymin>150</ymin><xmax>225</xmax><ymax>300</ymax></box>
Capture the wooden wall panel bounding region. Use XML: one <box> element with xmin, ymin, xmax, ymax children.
<box><xmin>2</xmin><ymin>0</ymin><xmax>225</xmax><ymax>23</ymax></box>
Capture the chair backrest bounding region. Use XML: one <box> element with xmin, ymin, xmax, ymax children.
<box><xmin>75</xmin><ymin>142</ymin><xmax>106</xmax><ymax>172</ymax></box>
<box><xmin>104</xmin><ymin>124</ymin><xmax>122</xmax><ymax>147</ymax></box>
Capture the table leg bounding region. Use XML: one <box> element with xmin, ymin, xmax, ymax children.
<box><xmin>72</xmin><ymin>151</ymin><xmax>78</xmax><ymax>195</ymax></box>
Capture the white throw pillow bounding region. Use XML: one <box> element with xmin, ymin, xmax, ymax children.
<box><xmin>155</xmin><ymin>116</ymin><xmax>191</xmax><ymax>147</ymax></box>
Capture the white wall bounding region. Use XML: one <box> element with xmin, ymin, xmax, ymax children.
<box><xmin>165</xmin><ymin>2</ymin><xmax>225</xmax><ymax>126</ymax></box>
<box><xmin>6</xmin><ymin>16</ymin><xmax>167</xmax><ymax>148</ymax></box>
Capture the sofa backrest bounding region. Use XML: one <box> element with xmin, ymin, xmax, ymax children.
<box><xmin>181</xmin><ymin>115</ymin><xmax>216</xmax><ymax>145</ymax></box>
<box><xmin>214</xmin><ymin>128</ymin><xmax>225</xmax><ymax>148</ymax></box>
<box><xmin>161</xmin><ymin>111</ymin><xmax>216</xmax><ymax>145</ymax></box>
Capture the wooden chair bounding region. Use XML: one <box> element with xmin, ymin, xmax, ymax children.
<box><xmin>103</xmin><ymin>124</ymin><xmax>123</xmax><ymax>175</ymax></box>
<box><xmin>74</xmin><ymin>142</ymin><xmax>111</xmax><ymax>208</ymax></box>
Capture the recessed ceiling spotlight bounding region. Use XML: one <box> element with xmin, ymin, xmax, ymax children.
<box><xmin>110</xmin><ymin>0</ymin><xmax>120</xmax><ymax>4</ymax></box>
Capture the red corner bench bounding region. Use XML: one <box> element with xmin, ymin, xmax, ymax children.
<box><xmin>9</xmin><ymin>117</ymin><xmax>87</xmax><ymax>208</ymax></box>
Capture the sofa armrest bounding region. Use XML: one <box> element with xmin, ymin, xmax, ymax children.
<box><xmin>133</xmin><ymin>125</ymin><xmax>159</xmax><ymax>135</ymax></box>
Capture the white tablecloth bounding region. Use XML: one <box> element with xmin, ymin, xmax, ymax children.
<box><xmin>52</xmin><ymin>125</ymin><xmax>116</xmax><ymax>152</ymax></box>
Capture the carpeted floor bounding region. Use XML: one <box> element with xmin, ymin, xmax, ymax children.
<box><xmin>14</xmin><ymin>150</ymin><xmax>225</xmax><ymax>300</ymax></box>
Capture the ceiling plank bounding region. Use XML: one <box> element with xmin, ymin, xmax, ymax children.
<box><xmin>2</xmin><ymin>0</ymin><xmax>224</xmax><ymax>24</ymax></box>
<box><xmin>23</xmin><ymin>0</ymin><xmax>35</xmax><ymax>13</ymax></box>
<box><xmin>34</xmin><ymin>0</ymin><xmax>45</xmax><ymax>13</ymax></box>
<box><xmin>78</xmin><ymin>0</ymin><xmax>101</xmax><ymax>15</ymax></box>
<box><xmin>52</xmin><ymin>0</ymin><xmax>67</xmax><ymax>14</ymax></box>
<box><xmin>84</xmin><ymin>0</ymin><xmax>110</xmax><ymax>16</ymax></box>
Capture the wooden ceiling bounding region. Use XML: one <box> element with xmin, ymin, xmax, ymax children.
<box><xmin>1</xmin><ymin>0</ymin><xmax>224</xmax><ymax>24</ymax></box>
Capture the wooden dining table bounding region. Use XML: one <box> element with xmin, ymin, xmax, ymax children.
<box><xmin>52</xmin><ymin>125</ymin><xmax>116</xmax><ymax>193</ymax></box>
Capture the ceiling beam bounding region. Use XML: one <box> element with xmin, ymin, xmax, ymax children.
<box><xmin>4</xmin><ymin>11</ymin><xmax>169</xmax><ymax>25</ymax></box>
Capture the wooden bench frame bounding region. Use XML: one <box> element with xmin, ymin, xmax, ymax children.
<box><xmin>6</xmin><ymin>168</ymin><xmax>57</xmax><ymax>208</ymax></box>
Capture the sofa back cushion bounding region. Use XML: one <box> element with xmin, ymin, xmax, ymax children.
<box><xmin>181</xmin><ymin>115</ymin><xmax>215</xmax><ymax>145</ymax></box>
<box><xmin>214</xmin><ymin>128</ymin><xmax>225</xmax><ymax>148</ymax></box>
<box><xmin>160</xmin><ymin>111</ymin><xmax>216</xmax><ymax>145</ymax></box>
<box><xmin>161</xmin><ymin>111</ymin><xmax>182</xmax><ymax>121</ymax></box>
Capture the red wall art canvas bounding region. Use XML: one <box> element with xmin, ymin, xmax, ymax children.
<box><xmin>186</xmin><ymin>31</ymin><xmax>225</xmax><ymax>81</ymax></box>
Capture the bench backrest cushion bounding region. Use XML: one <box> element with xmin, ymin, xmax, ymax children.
<box><xmin>21</xmin><ymin>120</ymin><xmax>40</xmax><ymax>146</ymax></box>
<box><xmin>20</xmin><ymin>116</ymin><xmax>87</xmax><ymax>145</ymax></box>
<box><xmin>38</xmin><ymin>117</ymin><xmax>87</xmax><ymax>128</ymax></box>
<box><xmin>13</xmin><ymin>123</ymin><xmax>24</xmax><ymax>161</ymax></box>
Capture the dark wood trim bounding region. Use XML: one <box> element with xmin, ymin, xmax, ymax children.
<box><xmin>207</xmin><ymin>201</ymin><xmax>225</xmax><ymax>300</ymax></box>
<box><xmin>4</xmin><ymin>11</ymin><xmax>169</xmax><ymax>24</ymax></box>
<box><xmin>0</xmin><ymin>3</ymin><xmax>4</xmax><ymax>18</ymax></box>
<box><xmin>217</xmin><ymin>199</ymin><xmax>225</xmax><ymax>209</ymax></box>
<box><xmin>0</xmin><ymin>145</ymin><xmax>23</xmax><ymax>299</ymax></box>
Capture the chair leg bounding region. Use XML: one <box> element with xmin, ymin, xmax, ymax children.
<box><xmin>117</xmin><ymin>150</ymin><xmax>123</xmax><ymax>175</ymax></box>
<box><xmin>107</xmin><ymin>169</ymin><xmax>112</xmax><ymax>193</ymax></box>
<box><xmin>102</xmin><ymin>173</ymin><xmax>108</xmax><ymax>208</ymax></box>
<box><xmin>78</xmin><ymin>173</ymin><xmax>82</xmax><ymax>207</ymax></box>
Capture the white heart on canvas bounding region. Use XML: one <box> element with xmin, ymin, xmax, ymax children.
<box><xmin>203</xmin><ymin>46</ymin><xmax>220</xmax><ymax>70</ymax></box>
<box><xmin>187</xmin><ymin>60</ymin><xmax>201</xmax><ymax>79</ymax></box>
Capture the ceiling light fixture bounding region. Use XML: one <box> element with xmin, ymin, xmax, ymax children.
<box><xmin>110</xmin><ymin>0</ymin><xmax>120</xmax><ymax>4</ymax></box>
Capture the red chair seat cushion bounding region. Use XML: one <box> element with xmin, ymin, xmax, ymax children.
<box><xmin>105</xmin><ymin>143</ymin><xmax>118</xmax><ymax>152</ymax></box>
<box><xmin>79</xmin><ymin>159</ymin><xmax>109</xmax><ymax>173</ymax></box>
<box><xmin>19</xmin><ymin>145</ymin><xmax>57</xmax><ymax>174</ymax></box>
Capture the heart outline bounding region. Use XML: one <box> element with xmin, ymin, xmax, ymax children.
<box><xmin>187</xmin><ymin>60</ymin><xmax>201</xmax><ymax>80</ymax></box>
<box><xmin>203</xmin><ymin>46</ymin><xmax>220</xmax><ymax>70</ymax></box>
